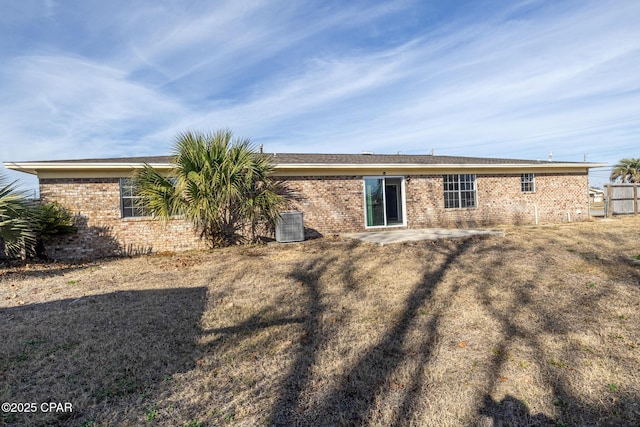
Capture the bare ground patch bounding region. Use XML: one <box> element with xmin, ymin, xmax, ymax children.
<box><xmin>1</xmin><ymin>218</ymin><xmax>639</xmax><ymax>426</ymax></box>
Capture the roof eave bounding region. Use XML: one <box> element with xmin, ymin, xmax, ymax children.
<box><xmin>3</xmin><ymin>162</ymin><xmax>176</xmax><ymax>175</ymax></box>
<box><xmin>272</xmin><ymin>162</ymin><xmax>607</xmax><ymax>169</ymax></box>
<box><xmin>3</xmin><ymin>161</ymin><xmax>607</xmax><ymax>176</ymax></box>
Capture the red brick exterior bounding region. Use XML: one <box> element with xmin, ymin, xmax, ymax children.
<box><xmin>403</xmin><ymin>173</ymin><xmax>589</xmax><ymax>229</ymax></box>
<box><xmin>40</xmin><ymin>178</ymin><xmax>206</xmax><ymax>260</ymax></box>
<box><xmin>285</xmin><ymin>173</ymin><xmax>589</xmax><ymax>236</ymax></box>
<box><xmin>40</xmin><ymin>172</ymin><xmax>589</xmax><ymax>259</ymax></box>
<box><xmin>285</xmin><ymin>176</ymin><xmax>365</xmax><ymax>235</ymax></box>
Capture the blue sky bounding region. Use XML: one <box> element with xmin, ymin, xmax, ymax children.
<box><xmin>1</xmin><ymin>0</ymin><xmax>639</xmax><ymax>193</ymax></box>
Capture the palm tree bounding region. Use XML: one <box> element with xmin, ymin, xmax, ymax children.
<box><xmin>610</xmin><ymin>158</ymin><xmax>640</xmax><ymax>183</ymax></box>
<box><xmin>29</xmin><ymin>202</ymin><xmax>77</xmax><ymax>259</ymax></box>
<box><xmin>135</xmin><ymin>130</ymin><xmax>289</xmax><ymax>247</ymax></box>
<box><xmin>0</xmin><ymin>173</ymin><xmax>37</xmax><ymax>258</ymax></box>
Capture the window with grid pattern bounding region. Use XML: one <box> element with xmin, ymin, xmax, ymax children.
<box><xmin>120</xmin><ymin>178</ymin><xmax>150</xmax><ymax>218</ymax></box>
<box><xmin>443</xmin><ymin>174</ymin><xmax>477</xmax><ymax>209</ymax></box>
<box><xmin>521</xmin><ymin>173</ymin><xmax>535</xmax><ymax>193</ymax></box>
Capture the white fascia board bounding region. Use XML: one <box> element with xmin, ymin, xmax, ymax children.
<box><xmin>3</xmin><ymin>162</ymin><xmax>175</xmax><ymax>175</ymax></box>
<box><xmin>272</xmin><ymin>162</ymin><xmax>608</xmax><ymax>170</ymax></box>
<box><xmin>4</xmin><ymin>160</ymin><xmax>607</xmax><ymax>176</ymax></box>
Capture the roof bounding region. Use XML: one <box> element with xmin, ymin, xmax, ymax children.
<box><xmin>7</xmin><ymin>152</ymin><xmax>585</xmax><ymax>165</ymax></box>
<box><xmin>267</xmin><ymin>153</ymin><xmax>577</xmax><ymax>165</ymax></box>
<box><xmin>4</xmin><ymin>153</ymin><xmax>607</xmax><ymax>178</ymax></box>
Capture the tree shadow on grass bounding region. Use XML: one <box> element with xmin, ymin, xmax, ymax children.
<box><xmin>0</xmin><ymin>262</ymin><xmax>104</xmax><ymax>281</ymax></box>
<box><xmin>0</xmin><ymin>287</ymin><xmax>207</xmax><ymax>426</ymax></box>
<box><xmin>269</xmin><ymin>237</ymin><xmax>478</xmax><ymax>426</ymax></box>
<box><xmin>268</xmin><ymin>255</ymin><xmax>336</xmax><ymax>425</ymax></box>
<box><xmin>473</xmin><ymin>241</ymin><xmax>640</xmax><ymax>427</ymax></box>
<box><xmin>478</xmin><ymin>394</ymin><xmax>555</xmax><ymax>427</ymax></box>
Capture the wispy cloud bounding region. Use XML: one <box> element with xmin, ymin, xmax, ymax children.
<box><xmin>0</xmin><ymin>55</ymin><xmax>185</xmax><ymax>161</ymax></box>
<box><xmin>146</xmin><ymin>0</ymin><xmax>640</xmax><ymax>159</ymax></box>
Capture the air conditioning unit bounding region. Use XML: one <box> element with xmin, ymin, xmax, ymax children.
<box><xmin>275</xmin><ymin>211</ymin><xmax>305</xmax><ymax>243</ymax></box>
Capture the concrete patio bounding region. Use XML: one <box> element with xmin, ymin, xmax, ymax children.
<box><xmin>344</xmin><ymin>228</ymin><xmax>504</xmax><ymax>245</ymax></box>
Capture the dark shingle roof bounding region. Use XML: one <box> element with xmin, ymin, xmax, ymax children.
<box><xmin>31</xmin><ymin>156</ymin><xmax>175</xmax><ymax>164</ymax></box>
<box><xmin>29</xmin><ymin>153</ymin><xmax>576</xmax><ymax>165</ymax></box>
<box><xmin>263</xmin><ymin>153</ymin><xmax>565</xmax><ymax>165</ymax></box>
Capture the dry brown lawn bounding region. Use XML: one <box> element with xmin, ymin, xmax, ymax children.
<box><xmin>1</xmin><ymin>217</ymin><xmax>639</xmax><ymax>427</ymax></box>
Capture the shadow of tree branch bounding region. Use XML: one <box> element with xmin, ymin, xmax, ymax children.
<box><xmin>270</xmin><ymin>238</ymin><xmax>477</xmax><ymax>426</ymax></box>
<box><xmin>268</xmin><ymin>255</ymin><xmax>336</xmax><ymax>425</ymax></box>
<box><xmin>473</xmin><ymin>241</ymin><xmax>640</xmax><ymax>427</ymax></box>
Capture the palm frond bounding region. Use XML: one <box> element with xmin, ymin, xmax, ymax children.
<box><xmin>610</xmin><ymin>158</ymin><xmax>640</xmax><ymax>183</ymax></box>
<box><xmin>30</xmin><ymin>202</ymin><xmax>77</xmax><ymax>240</ymax></box>
<box><xmin>134</xmin><ymin>129</ymin><xmax>291</xmax><ymax>247</ymax></box>
<box><xmin>0</xmin><ymin>173</ymin><xmax>37</xmax><ymax>257</ymax></box>
<box><xmin>134</xmin><ymin>165</ymin><xmax>180</xmax><ymax>220</ymax></box>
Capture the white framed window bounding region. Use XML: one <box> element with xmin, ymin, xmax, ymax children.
<box><xmin>120</xmin><ymin>178</ymin><xmax>150</xmax><ymax>218</ymax></box>
<box><xmin>521</xmin><ymin>173</ymin><xmax>535</xmax><ymax>193</ymax></box>
<box><xmin>443</xmin><ymin>174</ymin><xmax>477</xmax><ymax>209</ymax></box>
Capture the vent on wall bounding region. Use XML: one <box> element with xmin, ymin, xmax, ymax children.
<box><xmin>275</xmin><ymin>211</ymin><xmax>305</xmax><ymax>243</ymax></box>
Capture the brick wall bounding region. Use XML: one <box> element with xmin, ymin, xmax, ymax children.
<box><xmin>405</xmin><ymin>173</ymin><xmax>589</xmax><ymax>228</ymax></box>
<box><xmin>285</xmin><ymin>176</ymin><xmax>364</xmax><ymax>235</ymax></box>
<box><xmin>40</xmin><ymin>172</ymin><xmax>589</xmax><ymax>259</ymax></box>
<box><xmin>40</xmin><ymin>178</ymin><xmax>206</xmax><ymax>260</ymax></box>
<box><xmin>286</xmin><ymin>172</ymin><xmax>589</xmax><ymax>236</ymax></box>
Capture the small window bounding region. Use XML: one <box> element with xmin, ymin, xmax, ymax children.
<box><xmin>120</xmin><ymin>178</ymin><xmax>150</xmax><ymax>218</ymax></box>
<box><xmin>521</xmin><ymin>173</ymin><xmax>535</xmax><ymax>193</ymax></box>
<box><xmin>444</xmin><ymin>174</ymin><xmax>477</xmax><ymax>209</ymax></box>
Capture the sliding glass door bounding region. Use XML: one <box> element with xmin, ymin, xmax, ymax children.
<box><xmin>364</xmin><ymin>177</ymin><xmax>405</xmax><ymax>227</ymax></box>
<box><xmin>364</xmin><ymin>178</ymin><xmax>385</xmax><ymax>226</ymax></box>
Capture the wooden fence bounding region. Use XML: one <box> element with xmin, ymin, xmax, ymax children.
<box><xmin>605</xmin><ymin>183</ymin><xmax>639</xmax><ymax>217</ymax></box>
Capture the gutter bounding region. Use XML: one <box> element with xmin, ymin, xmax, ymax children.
<box><xmin>272</xmin><ymin>162</ymin><xmax>608</xmax><ymax>170</ymax></box>
<box><xmin>2</xmin><ymin>162</ymin><xmax>176</xmax><ymax>175</ymax></box>
<box><xmin>3</xmin><ymin>160</ymin><xmax>608</xmax><ymax>177</ymax></box>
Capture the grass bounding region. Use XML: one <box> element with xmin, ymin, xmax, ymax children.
<box><xmin>1</xmin><ymin>217</ymin><xmax>639</xmax><ymax>426</ymax></box>
<box><xmin>607</xmin><ymin>384</ymin><xmax>619</xmax><ymax>393</ymax></box>
<box><xmin>145</xmin><ymin>404</ymin><xmax>159</xmax><ymax>422</ymax></box>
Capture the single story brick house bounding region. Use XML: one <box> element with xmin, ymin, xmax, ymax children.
<box><xmin>4</xmin><ymin>153</ymin><xmax>604</xmax><ymax>259</ymax></box>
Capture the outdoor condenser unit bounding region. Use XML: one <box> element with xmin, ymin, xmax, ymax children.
<box><xmin>275</xmin><ymin>211</ymin><xmax>305</xmax><ymax>243</ymax></box>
